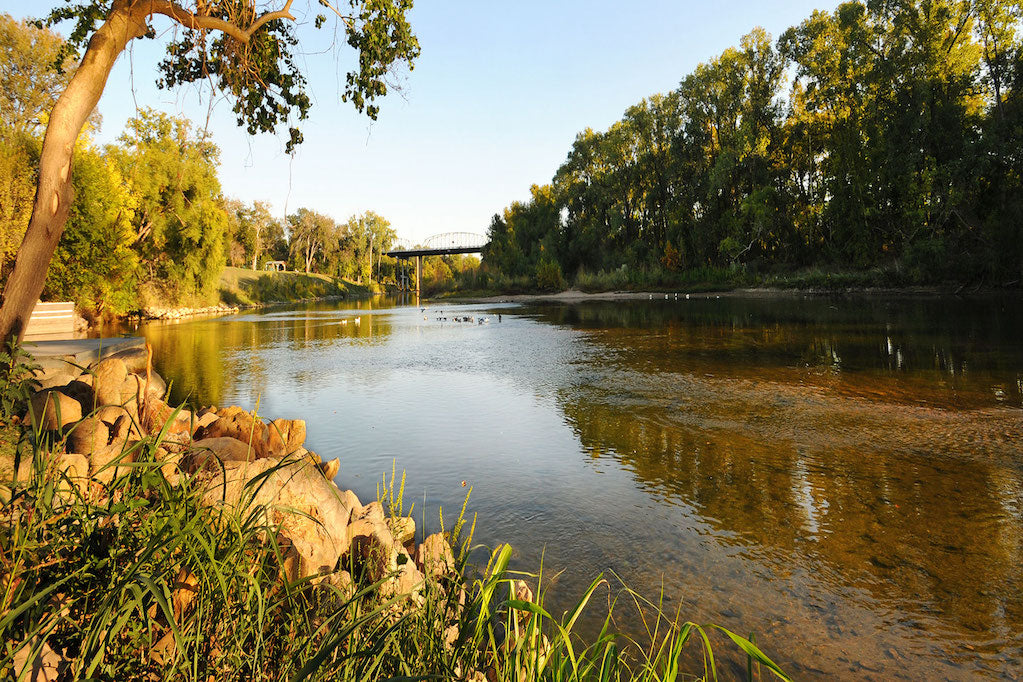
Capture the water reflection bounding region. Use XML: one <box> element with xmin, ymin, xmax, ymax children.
<box><xmin>106</xmin><ymin>294</ymin><xmax>1023</xmax><ymax>679</ymax></box>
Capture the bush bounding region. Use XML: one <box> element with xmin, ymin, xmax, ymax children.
<box><xmin>534</xmin><ymin>257</ymin><xmax>565</xmax><ymax>291</ymax></box>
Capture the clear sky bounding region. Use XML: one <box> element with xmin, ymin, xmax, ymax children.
<box><xmin>2</xmin><ymin>1</ymin><xmax>840</xmax><ymax>242</ymax></box>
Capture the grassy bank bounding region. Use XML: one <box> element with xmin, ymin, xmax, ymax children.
<box><xmin>218</xmin><ymin>267</ymin><xmax>383</xmax><ymax>306</ymax></box>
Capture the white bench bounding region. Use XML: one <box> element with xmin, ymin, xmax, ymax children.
<box><xmin>24</xmin><ymin>301</ymin><xmax>75</xmax><ymax>339</ymax></box>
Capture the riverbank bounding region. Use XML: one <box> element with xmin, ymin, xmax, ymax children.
<box><xmin>0</xmin><ymin>342</ymin><xmax>788</xmax><ymax>681</ymax></box>
<box><xmin>440</xmin><ymin>284</ymin><xmax>990</xmax><ymax>305</ymax></box>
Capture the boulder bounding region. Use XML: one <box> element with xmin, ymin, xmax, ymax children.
<box><xmin>95</xmin><ymin>404</ymin><xmax>130</xmax><ymax>427</ymax></box>
<box><xmin>67</xmin><ymin>416</ymin><xmax>109</xmax><ymax>455</ymax></box>
<box><xmin>90</xmin><ymin>440</ymin><xmax>135</xmax><ymax>484</ymax></box>
<box><xmin>269</xmin><ymin>418</ymin><xmax>306</xmax><ymax>453</ymax></box>
<box><xmin>347</xmin><ymin>518</ymin><xmax>396</xmax><ymax>582</ymax></box>
<box><xmin>386</xmin><ymin>516</ymin><xmax>416</xmax><ymax>546</ymax></box>
<box><xmin>336</xmin><ymin>488</ymin><xmax>363</xmax><ymax>521</ymax></box>
<box><xmin>415</xmin><ymin>533</ymin><xmax>455</xmax><ymax>580</ymax></box>
<box><xmin>359</xmin><ymin>500</ymin><xmax>385</xmax><ymax>522</ymax></box>
<box><xmin>198</xmin><ymin>458</ymin><xmax>355</xmax><ymax>579</ymax></box>
<box><xmin>381</xmin><ymin>553</ymin><xmax>424</xmax><ymax>600</ymax></box>
<box><xmin>52</xmin><ymin>453</ymin><xmax>91</xmax><ymax>499</ymax></box>
<box><xmin>193</xmin><ymin>411</ymin><xmax>219</xmax><ymax>433</ymax></box>
<box><xmin>106</xmin><ymin>346</ymin><xmax>149</xmax><ymax>373</ymax></box>
<box><xmin>196</xmin><ymin>407</ymin><xmax>283</xmax><ymax>459</ymax></box>
<box><xmin>61</xmin><ymin>380</ymin><xmax>96</xmax><ymax>413</ymax></box>
<box><xmin>54</xmin><ymin>453</ymin><xmax>89</xmax><ymax>481</ymax></box>
<box><xmin>28</xmin><ymin>390</ymin><xmax>82</xmax><ymax>430</ymax></box>
<box><xmin>318</xmin><ymin>457</ymin><xmax>340</xmax><ymax>480</ymax></box>
<box><xmin>186</xmin><ymin>437</ymin><xmax>258</xmax><ymax>473</ymax></box>
<box><xmin>91</xmin><ymin>357</ymin><xmax>128</xmax><ymax>407</ymax></box>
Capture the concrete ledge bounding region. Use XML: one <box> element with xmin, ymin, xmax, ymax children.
<box><xmin>24</xmin><ymin>337</ymin><xmax>146</xmax><ymax>388</ymax></box>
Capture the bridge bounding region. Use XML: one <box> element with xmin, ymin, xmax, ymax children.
<box><xmin>385</xmin><ymin>232</ymin><xmax>488</xmax><ymax>294</ymax></box>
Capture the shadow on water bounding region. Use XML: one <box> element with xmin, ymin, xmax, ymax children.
<box><xmin>106</xmin><ymin>293</ymin><xmax>1023</xmax><ymax>679</ymax></box>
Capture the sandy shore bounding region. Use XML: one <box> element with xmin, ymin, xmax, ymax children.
<box><xmin>447</xmin><ymin>285</ymin><xmax>957</xmax><ymax>304</ymax></box>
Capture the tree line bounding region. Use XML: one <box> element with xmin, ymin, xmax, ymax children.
<box><xmin>0</xmin><ymin>13</ymin><xmax>422</xmax><ymax>317</ymax></box>
<box><xmin>484</xmin><ymin>0</ymin><xmax>1023</xmax><ymax>289</ymax></box>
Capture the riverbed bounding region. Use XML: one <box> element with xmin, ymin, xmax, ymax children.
<box><xmin>108</xmin><ymin>293</ymin><xmax>1023</xmax><ymax>679</ymax></box>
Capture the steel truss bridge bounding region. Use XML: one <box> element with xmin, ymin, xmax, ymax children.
<box><xmin>385</xmin><ymin>233</ymin><xmax>488</xmax><ymax>295</ymax></box>
<box><xmin>385</xmin><ymin>232</ymin><xmax>488</xmax><ymax>258</ymax></box>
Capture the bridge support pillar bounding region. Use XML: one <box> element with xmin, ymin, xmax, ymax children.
<box><xmin>415</xmin><ymin>255</ymin><xmax>422</xmax><ymax>297</ymax></box>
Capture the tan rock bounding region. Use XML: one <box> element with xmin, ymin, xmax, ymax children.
<box><xmin>359</xmin><ymin>500</ymin><xmax>385</xmax><ymax>522</ymax></box>
<box><xmin>61</xmin><ymin>379</ymin><xmax>95</xmax><ymax>413</ymax></box>
<box><xmin>269</xmin><ymin>418</ymin><xmax>306</xmax><ymax>452</ymax></box>
<box><xmin>415</xmin><ymin>533</ymin><xmax>455</xmax><ymax>580</ymax></box>
<box><xmin>28</xmin><ymin>390</ymin><xmax>82</xmax><ymax>430</ymax></box>
<box><xmin>90</xmin><ymin>440</ymin><xmax>135</xmax><ymax>484</ymax></box>
<box><xmin>325</xmin><ymin>569</ymin><xmax>355</xmax><ymax>600</ymax></box>
<box><xmin>96</xmin><ymin>404</ymin><xmax>129</xmax><ymax>426</ymax></box>
<box><xmin>318</xmin><ymin>457</ymin><xmax>340</xmax><ymax>480</ymax></box>
<box><xmin>193</xmin><ymin>411</ymin><xmax>219</xmax><ymax>433</ymax></box>
<box><xmin>386</xmin><ymin>516</ymin><xmax>415</xmax><ymax>546</ymax></box>
<box><xmin>197</xmin><ymin>407</ymin><xmax>282</xmax><ymax>459</ymax></box>
<box><xmin>186</xmin><ymin>437</ymin><xmax>258</xmax><ymax>473</ymax></box>
<box><xmin>91</xmin><ymin>357</ymin><xmax>128</xmax><ymax>407</ymax></box>
<box><xmin>336</xmin><ymin>487</ymin><xmax>362</xmax><ymax>521</ymax></box>
<box><xmin>347</xmin><ymin>518</ymin><xmax>396</xmax><ymax>582</ymax></box>
<box><xmin>67</xmin><ymin>416</ymin><xmax>109</xmax><ymax>455</ymax></box>
<box><xmin>54</xmin><ymin>453</ymin><xmax>89</xmax><ymax>481</ymax></box>
<box><xmin>382</xmin><ymin>554</ymin><xmax>424</xmax><ymax>600</ymax></box>
<box><xmin>198</xmin><ymin>458</ymin><xmax>355</xmax><ymax>578</ymax></box>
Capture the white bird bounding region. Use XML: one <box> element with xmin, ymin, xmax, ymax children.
<box><xmin>354</xmin><ymin>317</ymin><xmax>361</xmax><ymax>325</ymax></box>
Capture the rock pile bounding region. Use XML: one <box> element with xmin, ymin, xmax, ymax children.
<box><xmin>141</xmin><ymin>303</ymin><xmax>240</xmax><ymax>320</ymax></box>
<box><xmin>20</xmin><ymin>346</ymin><xmax>457</xmax><ymax>599</ymax></box>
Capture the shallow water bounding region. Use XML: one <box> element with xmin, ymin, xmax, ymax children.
<box><xmin>109</xmin><ymin>294</ymin><xmax>1023</xmax><ymax>679</ymax></box>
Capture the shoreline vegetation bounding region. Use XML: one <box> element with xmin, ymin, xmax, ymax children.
<box><xmin>0</xmin><ymin>343</ymin><xmax>790</xmax><ymax>681</ymax></box>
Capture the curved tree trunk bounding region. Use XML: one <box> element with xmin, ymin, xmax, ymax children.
<box><xmin>0</xmin><ymin>3</ymin><xmax>146</xmax><ymax>344</ymax></box>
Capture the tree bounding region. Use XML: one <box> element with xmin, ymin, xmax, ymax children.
<box><xmin>0</xmin><ymin>13</ymin><xmax>74</xmax><ymax>136</ymax></box>
<box><xmin>0</xmin><ymin>0</ymin><xmax>419</xmax><ymax>343</ymax></box>
<box><xmin>109</xmin><ymin>108</ymin><xmax>228</xmax><ymax>303</ymax></box>
<box><xmin>44</xmin><ymin>141</ymin><xmax>137</xmax><ymax>313</ymax></box>
<box><xmin>288</xmin><ymin>208</ymin><xmax>334</xmax><ymax>274</ymax></box>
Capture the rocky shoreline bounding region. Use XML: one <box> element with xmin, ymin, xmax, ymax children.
<box><xmin>10</xmin><ymin>345</ymin><xmax>492</xmax><ymax>679</ymax></box>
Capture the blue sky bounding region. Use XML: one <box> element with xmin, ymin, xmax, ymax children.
<box><xmin>3</xmin><ymin>1</ymin><xmax>839</xmax><ymax>242</ymax></box>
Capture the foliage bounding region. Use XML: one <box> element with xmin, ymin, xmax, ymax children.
<box><xmin>0</xmin><ymin>338</ymin><xmax>39</xmax><ymax>420</ymax></box>
<box><xmin>535</xmin><ymin>256</ymin><xmax>565</xmax><ymax>291</ymax></box>
<box><xmin>0</xmin><ymin>130</ymin><xmax>37</xmax><ymax>279</ymax></box>
<box><xmin>110</xmin><ymin>108</ymin><xmax>228</xmax><ymax>304</ymax></box>
<box><xmin>44</xmin><ymin>142</ymin><xmax>139</xmax><ymax>314</ymax></box>
<box><xmin>0</xmin><ymin>13</ymin><xmax>74</xmax><ymax>136</ymax></box>
<box><xmin>483</xmin><ymin>1</ymin><xmax>1023</xmax><ymax>290</ymax></box>
<box><xmin>41</xmin><ymin>1</ymin><xmax>420</xmax><ymax>153</ymax></box>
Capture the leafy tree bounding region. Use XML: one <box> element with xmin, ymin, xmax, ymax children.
<box><xmin>0</xmin><ymin>132</ymin><xmax>37</xmax><ymax>279</ymax></box>
<box><xmin>44</xmin><ymin>142</ymin><xmax>137</xmax><ymax>313</ymax></box>
<box><xmin>109</xmin><ymin>108</ymin><xmax>227</xmax><ymax>303</ymax></box>
<box><xmin>0</xmin><ymin>0</ymin><xmax>419</xmax><ymax>343</ymax></box>
<box><xmin>0</xmin><ymin>13</ymin><xmax>74</xmax><ymax>135</ymax></box>
<box><xmin>288</xmin><ymin>208</ymin><xmax>335</xmax><ymax>274</ymax></box>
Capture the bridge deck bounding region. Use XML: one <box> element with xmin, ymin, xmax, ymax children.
<box><xmin>386</xmin><ymin>246</ymin><xmax>483</xmax><ymax>258</ymax></box>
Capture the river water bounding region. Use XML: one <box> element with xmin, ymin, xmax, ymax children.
<box><xmin>111</xmin><ymin>293</ymin><xmax>1022</xmax><ymax>679</ymax></box>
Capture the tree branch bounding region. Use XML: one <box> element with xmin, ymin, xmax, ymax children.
<box><xmin>141</xmin><ymin>0</ymin><xmax>295</xmax><ymax>44</ymax></box>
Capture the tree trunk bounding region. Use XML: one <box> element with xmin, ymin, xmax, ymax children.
<box><xmin>0</xmin><ymin>3</ymin><xmax>146</xmax><ymax>344</ymax></box>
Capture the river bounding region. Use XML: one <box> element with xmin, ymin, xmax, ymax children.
<box><xmin>109</xmin><ymin>293</ymin><xmax>1023</xmax><ymax>679</ymax></box>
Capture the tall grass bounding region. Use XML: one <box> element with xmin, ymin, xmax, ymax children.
<box><xmin>1</xmin><ymin>379</ymin><xmax>790</xmax><ymax>680</ymax></box>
